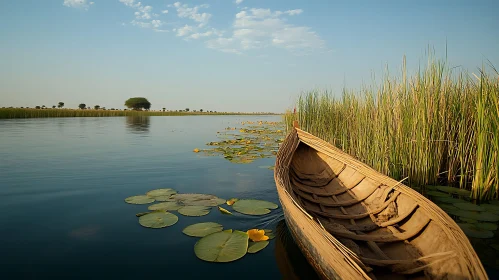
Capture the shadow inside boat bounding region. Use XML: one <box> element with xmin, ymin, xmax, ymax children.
<box><xmin>274</xmin><ymin>219</ymin><xmax>321</xmax><ymax>280</ymax></box>
<box><xmin>286</xmin><ymin>143</ymin><xmax>465</xmax><ymax>279</ymax></box>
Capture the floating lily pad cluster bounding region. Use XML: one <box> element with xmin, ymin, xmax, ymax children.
<box><xmin>183</xmin><ymin>222</ymin><xmax>276</xmax><ymax>262</ymax></box>
<box><xmin>425</xmin><ymin>185</ymin><xmax>499</xmax><ymax>239</ymax></box>
<box><xmin>193</xmin><ymin>120</ymin><xmax>285</xmax><ymax>164</ymax></box>
<box><xmin>124</xmin><ymin>188</ymin><xmax>228</xmax><ymax>228</ymax></box>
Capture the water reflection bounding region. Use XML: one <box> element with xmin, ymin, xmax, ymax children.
<box><xmin>275</xmin><ymin>220</ymin><xmax>321</xmax><ymax>280</ymax></box>
<box><xmin>125</xmin><ymin>116</ymin><xmax>150</xmax><ymax>134</ymax></box>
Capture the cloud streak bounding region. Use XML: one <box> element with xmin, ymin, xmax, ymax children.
<box><xmin>206</xmin><ymin>8</ymin><xmax>324</xmax><ymax>55</ymax></box>
<box><xmin>63</xmin><ymin>0</ymin><xmax>94</xmax><ymax>10</ymax></box>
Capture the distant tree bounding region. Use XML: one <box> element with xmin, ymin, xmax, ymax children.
<box><xmin>78</xmin><ymin>103</ymin><xmax>86</xmax><ymax>109</ymax></box>
<box><xmin>87</xmin><ymin>107</ymin><xmax>91</xmax><ymax>110</ymax></box>
<box><xmin>111</xmin><ymin>108</ymin><xmax>115</xmax><ymax>110</ymax></box>
<box><xmin>124</xmin><ymin>97</ymin><xmax>151</xmax><ymax>110</ymax></box>
<box><xmin>42</xmin><ymin>105</ymin><xmax>46</xmax><ymax>109</ymax></box>
<box><xmin>35</xmin><ymin>106</ymin><xmax>41</xmax><ymax>109</ymax></box>
<box><xmin>162</xmin><ymin>108</ymin><xmax>166</xmax><ymax>112</ymax></box>
<box><xmin>193</xmin><ymin>110</ymin><xmax>197</xmax><ymax>112</ymax></box>
<box><xmin>52</xmin><ymin>105</ymin><xmax>56</xmax><ymax>109</ymax></box>
<box><xmin>94</xmin><ymin>105</ymin><xmax>100</xmax><ymax>110</ymax></box>
<box><xmin>58</xmin><ymin>102</ymin><xmax>64</xmax><ymax>108</ymax></box>
<box><xmin>185</xmin><ymin>108</ymin><xmax>190</xmax><ymax>112</ymax></box>
<box><xmin>200</xmin><ymin>109</ymin><xmax>203</xmax><ymax>112</ymax></box>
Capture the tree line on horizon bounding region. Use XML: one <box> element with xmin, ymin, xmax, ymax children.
<box><xmin>2</xmin><ymin>97</ymin><xmax>220</xmax><ymax>113</ymax></box>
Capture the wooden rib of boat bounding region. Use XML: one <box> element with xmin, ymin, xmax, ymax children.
<box><xmin>274</xmin><ymin>123</ymin><xmax>488</xmax><ymax>280</ymax></box>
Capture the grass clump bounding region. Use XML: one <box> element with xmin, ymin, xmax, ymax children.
<box><xmin>285</xmin><ymin>54</ymin><xmax>499</xmax><ymax>202</ymax></box>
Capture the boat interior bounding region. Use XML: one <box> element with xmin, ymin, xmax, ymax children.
<box><xmin>287</xmin><ymin>143</ymin><xmax>469</xmax><ymax>280</ymax></box>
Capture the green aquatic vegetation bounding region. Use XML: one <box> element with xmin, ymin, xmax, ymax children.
<box><xmin>183</xmin><ymin>222</ymin><xmax>224</xmax><ymax>237</ymax></box>
<box><xmin>194</xmin><ymin>230</ymin><xmax>249</xmax><ymax>262</ymax></box>
<box><xmin>125</xmin><ymin>195</ymin><xmax>155</xmax><ymax>204</ymax></box>
<box><xmin>459</xmin><ymin>217</ymin><xmax>478</xmax><ymax>223</ymax></box>
<box><xmin>433</xmin><ymin>196</ymin><xmax>466</xmax><ymax>204</ymax></box>
<box><xmin>436</xmin><ymin>186</ymin><xmax>471</xmax><ymax>197</ymax></box>
<box><xmin>178</xmin><ymin>205</ymin><xmax>211</xmax><ymax>217</ymax></box>
<box><xmin>453</xmin><ymin>202</ymin><xmax>486</xmax><ymax>212</ymax></box>
<box><xmin>146</xmin><ymin>188</ymin><xmax>177</xmax><ymax>197</ymax></box>
<box><xmin>148</xmin><ymin>201</ymin><xmax>183</xmax><ymax>211</ymax></box>
<box><xmin>458</xmin><ymin>223</ymin><xmax>494</xmax><ymax>239</ymax></box>
<box><xmin>474</xmin><ymin>222</ymin><xmax>498</xmax><ymax>231</ymax></box>
<box><xmin>247</xmin><ymin>241</ymin><xmax>269</xmax><ymax>253</ymax></box>
<box><xmin>436</xmin><ymin>204</ymin><xmax>459</xmax><ymax>212</ymax></box>
<box><xmin>426</xmin><ymin>191</ymin><xmax>451</xmax><ymax>198</ymax></box>
<box><xmin>451</xmin><ymin>210</ymin><xmax>499</xmax><ymax>222</ymax></box>
<box><xmin>198</xmin><ymin>121</ymin><xmax>285</xmax><ymax>164</ymax></box>
<box><xmin>285</xmin><ymin>55</ymin><xmax>499</xmax><ymax>201</ymax></box>
<box><xmin>232</xmin><ymin>199</ymin><xmax>279</xmax><ymax>216</ymax></box>
<box><xmin>139</xmin><ymin>211</ymin><xmax>178</xmax><ymax>228</ymax></box>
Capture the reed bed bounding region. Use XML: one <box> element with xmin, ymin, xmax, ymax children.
<box><xmin>0</xmin><ymin>108</ymin><xmax>275</xmax><ymax>119</ymax></box>
<box><xmin>285</xmin><ymin>57</ymin><xmax>499</xmax><ymax>201</ymax></box>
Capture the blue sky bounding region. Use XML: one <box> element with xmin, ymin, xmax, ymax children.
<box><xmin>1</xmin><ymin>0</ymin><xmax>498</xmax><ymax>112</ymax></box>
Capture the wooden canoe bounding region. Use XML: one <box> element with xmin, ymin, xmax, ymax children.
<box><xmin>274</xmin><ymin>125</ymin><xmax>488</xmax><ymax>280</ymax></box>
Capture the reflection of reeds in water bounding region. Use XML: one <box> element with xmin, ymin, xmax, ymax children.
<box><xmin>126</xmin><ymin>116</ymin><xmax>150</xmax><ymax>133</ymax></box>
<box><xmin>274</xmin><ymin>220</ymin><xmax>321</xmax><ymax>280</ymax></box>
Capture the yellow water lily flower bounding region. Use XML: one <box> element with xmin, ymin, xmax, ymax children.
<box><xmin>226</xmin><ymin>198</ymin><xmax>239</xmax><ymax>206</ymax></box>
<box><xmin>193</xmin><ymin>148</ymin><xmax>200</xmax><ymax>153</ymax></box>
<box><xmin>247</xmin><ymin>229</ymin><xmax>269</xmax><ymax>242</ymax></box>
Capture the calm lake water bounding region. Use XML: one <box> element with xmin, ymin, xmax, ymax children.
<box><xmin>0</xmin><ymin>116</ymin><xmax>320</xmax><ymax>280</ymax></box>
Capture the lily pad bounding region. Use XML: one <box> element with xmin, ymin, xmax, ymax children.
<box><xmin>426</xmin><ymin>191</ymin><xmax>450</xmax><ymax>197</ymax></box>
<box><xmin>425</xmin><ymin>185</ymin><xmax>439</xmax><ymax>191</ymax></box>
<box><xmin>232</xmin><ymin>199</ymin><xmax>279</xmax><ymax>216</ymax></box>
<box><xmin>481</xmin><ymin>204</ymin><xmax>499</xmax><ymax>213</ymax></box>
<box><xmin>227</xmin><ymin>198</ymin><xmax>239</xmax><ymax>206</ymax></box>
<box><xmin>458</xmin><ymin>223</ymin><xmax>494</xmax><ymax>239</ymax></box>
<box><xmin>194</xmin><ymin>229</ymin><xmax>249</xmax><ymax>262</ymax></box>
<box><xmin>263</xmin><ymin>229</ymin><xmax>273</xmax><ymax>233</ymax></box>
<box><xmin>436</xmin><ymin>186</ymin><xmax>471</xmax><ymax>197</ymax></box>
<box><xmin>452</xmin><ymin>210</ymin><xmax>499</xmax><ymax>222</ymax></box>
<box><xmin>187</xmin><ymin>198</ymin><xmax>226</xmax><ymax>207</ymax></box>
<box><xmin>433</xmin><ymin>196</ymin><xmax>465</xmax><ymax>204</ymax></box>
<box><xmin>247</xmin><ymin>241</ymin><xmax>269</xmax><ymax>253</ymax></box>
<box><xmin>125</xmin><ymin>195</ymin><xmax>155</xmax><ymax>205</ymax></box>
<box><xmin>136</xmin><ymin>212</ymin><xmax>149</xmax><ymax>217</ymax></box>
<box><xmin>178</xmin><ymin>206</ymin><xmax>211</xmax><ymax>217</ymax></box>
<box><xmin>146</xmin><ymin>188</ymin><xmax>177</xmax><ymax>197</ymax></box>
<box><xmin>183</xmin><ymin>222</ymin><xmax>223</xmax><ymax>237</ymax></box>
<box><xmin>154</xmin><ymin>196</ymin><xmax>177</xmax><ymax>202</ymax></box>
<box><xmin>172</xmin><ymin>194</ymin><xmax>225</xmax><ymax>206</ymax></box>
<box><xmin>139</xmin><ymin>212</ymin><xmax>178</xmax><ymax>228</ymax></box>
<box><xmin>266</xmin><ymin>232</ymin><xmax>276</xmax><ymax>240</ymax></box>
<box><xmin>437</xmin><ymin>204</ymin><xmax>458</xmax><ymax>212</ymax></box>
<box><xmin>459</xmin><ymin>217</ymin><xmax>478</xmax><ymax>223</ymax></box>
<box><xmin>474</xmin><ymin>223</ymin><xmax>498</xmax><ymax>231</ymax></box>
<box><xmin>453</xmin><ymin>202</ymin><xmax>486</xmax><ymax>212</ymax></box>
<box><xmin>148</xmin><ymin>201</ymin><xmax>183</xmax><ymax>211</ymax></box>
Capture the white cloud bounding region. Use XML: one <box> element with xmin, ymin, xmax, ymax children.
<box><xmin>235</xmin><ymin>0</ymin><xmax>244</xmax><ymax>4</ymax></box>
<box><xmin>172</xmin><ymin>2</ymin><xmax>212</xmax><ymax>27</ymax></box>
<box><xmin>206</xmin><ymin>7</ymin><xmax>324</xmax><ymax>55</ymax></box>
<box><xmin>176</xmin><ymin>24</ymin><xmax>194</xmax><ymax>37</ymax></box>
<box><xmin>188</xmin><ymin>28</ymin><xmax>223</xmax><ymax>40</ymax></box>
<box><xmin>161</xmin><ymin>10</ymin><xmax>169</xmax><ymax>14</ymax></box>
<box><xmin>63</xmin><ymin>0</ymin><xmax>92</xmax><ymax>10</ymax></box>
<box><xmin>284</xmin><ymin>9</ymin><xmax>303</xmax><ymax>16</ymax></box>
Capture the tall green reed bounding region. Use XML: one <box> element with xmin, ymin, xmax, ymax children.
<box><xmin>285</xmin><ymin>56</ymin><xmax>499</xmax><ymax>201</ymax></box>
